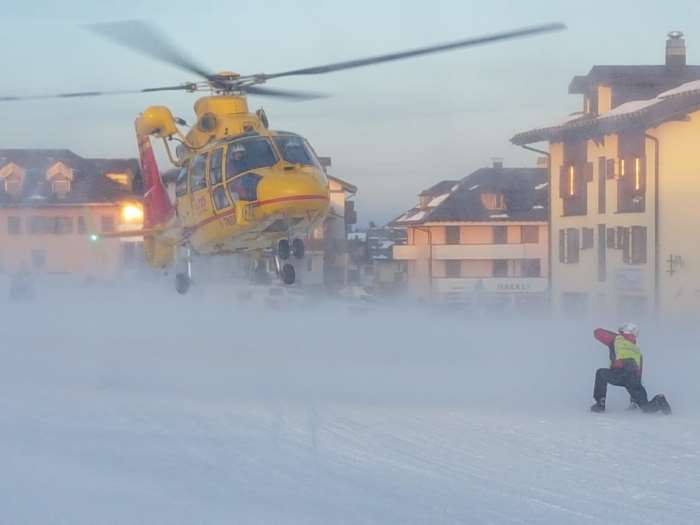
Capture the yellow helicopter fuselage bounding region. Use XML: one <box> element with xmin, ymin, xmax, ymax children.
<box><xmin>135</xmin><ymin>94</ymin><xmax>330</xmax><ymax>267</ymax></box>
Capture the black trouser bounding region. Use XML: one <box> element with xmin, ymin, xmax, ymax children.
<box><xmin>594</xmin><ymin>367</ymin><xmax>648</xmax><ymax>405</ymax></box>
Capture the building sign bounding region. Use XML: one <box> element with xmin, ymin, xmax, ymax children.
<box><xmin>438</xmin><ymin>278</ymin><xmax>547</xmax><ymax>295</ymax></box>
<box><xmin>484</xmin><ymin>278</ymin><xmax>548</xmax><ymax>294</ymax></box>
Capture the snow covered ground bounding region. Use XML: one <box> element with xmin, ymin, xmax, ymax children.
<box><xmin>1</xmin><ymin>281</ymin><xmax>699</xmax><ymax>524</ymax></box>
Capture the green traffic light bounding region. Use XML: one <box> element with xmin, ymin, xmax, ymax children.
<box><xmin>90</xmin><ymin>234</ymin><xmax>99</xmax><ymax>242</ymax></box>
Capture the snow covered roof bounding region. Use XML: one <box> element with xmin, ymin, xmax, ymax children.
<box><xmin>390</xmin><ymin>167</ymin><xmax>548</xmax><ymax>226</ymax></box>
<box><xmin>427</xmin><ymin>193</ymin><xmax>450</xmax><ymax>208</ymax></box>
<box><xmin>513</xmin><ymin>78</ymin><xmax>700</xmax><ymax>145</ymax></box>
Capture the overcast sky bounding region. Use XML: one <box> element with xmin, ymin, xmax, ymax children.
<box><xmin>1</xmin><ymin>0</ymin><xmax>698</xmax><ymax>225</ymax></box>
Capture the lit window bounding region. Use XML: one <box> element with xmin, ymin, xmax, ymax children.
<box><xmin>635</xmin><ymin>157</ymin><xmax>640</xmax><ymax>191</ymax></box>
<box><xmin>620</xmin><ymin>158</ymin><xmax>626</xmax><ymax>177</ymax></box>
<box><xmin>569</xmin><ymin>166</ymin><xmax>575</xmax><ymax>196</ymax></box>
<box><xmin>121</xmin><ymin>204</ymin><xmax>144</xmax><ymax>224</ymax></box>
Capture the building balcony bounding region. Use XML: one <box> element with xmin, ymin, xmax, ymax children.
<box><xmin>394</xmin><ymin>243</ymin><xmax>546</xmax><ymax>260</ymax></box>
<box><xmin>393</xmin><ymin>244</ymin><xmax>424</xmax><ymax>260</ymax></box>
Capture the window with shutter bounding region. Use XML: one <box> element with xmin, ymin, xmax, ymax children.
<box><xmin>617</xmin><ymin>133</ymin><xmax>646</xmax><ymax>213</ymax></box>
<box><xmin>606</xmin><ymin>159</ymin><xmax>616</xmax><ymax>180</ymax></box>
<box><xmin>630</xmin><ymin>226</ymin><xmax>647</xmax><ymax>265</ymax></box>
<box><xmin>621</xmin><ymin>227</ymin><xmax>631</xmax><ymax>263</ymax></box>
<box><xmin>598</xmin><ymin>157</ymin><xmax>606</xmax><ymax>214</ymax></box>
<box><xmin>607</xmin><ymin>228</ymin><xmax>616</xmax><ymax>249</ymax></box>
<box><xmin>521</xmin><ymin>259</ymin><xmax>541</xmax><ymax>277</ymax></box>
<box><xmin>597</xmin><ymin>225</ymin><xmax>607</xmax><ymax>282</ymax></box>
<box><xmin>445</xmin><ymin>226</ymin><xmax>460</xmax><ymax>245</ymax></box>
<box><xmin>445</xmin><ymin>260</ymin><xmax>461</xmax><ymax>278</ymax></box>
<box><xmin>521</xmin><ymin>225</ymin><xmax>539</xmax><ymax>244</ymax></box>
<box><xmin>493</xmin><ymin>259</ymin><xmax>509</xmax><ymax>277</ymax></box>
<box><xmin>559</xmin><ymin>229</ymin><xmax>566</xmax><ymax>263</ymax></box>
<box><xmin>582</xmin><ymin>227</ymin><xmax>594</xmax><ymax>249</ymax></box>
<box><xmin>566</xmin><ymin>228</ymin><xmax>580</xmax><ymax>264</ymax></box>
<box><xmin>493</xmin><ymin>226</ymin><xmax>507</xmax><ymax>244</ymax></box>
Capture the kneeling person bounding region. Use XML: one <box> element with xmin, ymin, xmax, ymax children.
<box><xmin>590</xmin><ymin>323</ymin><xmax>671</xmax><ymax>414</ymax></box>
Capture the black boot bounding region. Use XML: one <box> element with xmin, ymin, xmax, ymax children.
<box><xmin>590</xmin><ymin>398</ymin><xmax>606</xmax><ymax>413</ymax></box>
<box><xmin>654</xmin><ymin>394</ymin><xmax>672</xmax><ymax>415</ymax></box>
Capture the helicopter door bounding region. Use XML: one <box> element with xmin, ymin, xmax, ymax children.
<box><xmin>174</xmin><ymin>163</ymin><xmax>194</xmax><ymax>228</ymax></box>
<box><xmin>189</xmin><ymin>152</ymin><xmax>215</xmax><ymax>239</ymax></box>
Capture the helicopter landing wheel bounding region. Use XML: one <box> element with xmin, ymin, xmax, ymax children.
<box><xmin>175</xmin><ymin>272</ymin><xmax>191</xmax><ymax>295</ymax></box>
<box><xmin>292</xmin><ymin>238</ymin><xmax>305</xmax><ymax>259</ymax></box>
<box><xmin>277</xmin><ymin>239</ymin><xmax>291</xmax><ymax>260</ymax></box>
<box><xmin>280</xmin><ymin>263</ymin><xmax>295</xmax><ymax>285</ymax></box>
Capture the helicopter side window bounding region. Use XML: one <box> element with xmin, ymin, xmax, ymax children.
<box><xmin>189</xmin><ymin>154</ymin><xmax>207</xmax><ymax>192</ymax></box>
<box><xmin>227</xmin><ymin>173</ymin><xmax>262</xmax><ymax>202</ymax></box>
<box><xmin>212</xmin><ymin>186</ymin><xmax>231</xmax><ymax>211</ymax></box>
<box><xmin>225</xmin><ymin>137</ymin><xmax>277</xmax><ymax>179</ymax></box>
<box><xmin>209</xmin><ymin>148</ymin><xmax>223</xmax><ymax>185</ymax></box>
<box><xmin>274</xmin><ymin>134</ymin><xmax>316</xmax><ymax>166</ymax></box>
<box><xmin>174</xmin><ymin>165</ymin><xmax>189</xmax><ymax>197</ymax></box>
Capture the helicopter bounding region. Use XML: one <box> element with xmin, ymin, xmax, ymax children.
<box><xmin>1</xmin><ymin>20</ymin><xmax>565</xmax><ymax>293</ymax></box>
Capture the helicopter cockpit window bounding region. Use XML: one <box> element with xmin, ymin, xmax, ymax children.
<box><xmin>190</xmin><ymin>154</ymin><xmax>207</xmax><ymax>192</ymax></box>
<box><xmin>175</xmin><ymin>166</ymin><xmax>189</xmax><ymax>197</ymax></box>
<box><xmin>225</xmin><ymin>138</ymin><xmax>277</xmax><ymax>179</ymax></box>
<box><xmin>209</xmin><ymin>148</ymin><xmax>223</xmax><ymax>186</ymax></box>
<box><xmin>274</xmin><ymin>134</ymin><xmax>319</xmax><ymax>167</ymax></box>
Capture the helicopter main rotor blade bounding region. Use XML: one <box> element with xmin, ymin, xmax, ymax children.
<box><xmin>244</xmin><ymin>85</ymin><xmax>328</xmax><ymax>101</ymax></box>
<box><xmin>86</xmin><ymin>20</ymin><xmax>214</xmax><ymax>80</ymax></box>
<box><xmin>0</xmin><ymin>84</ymin><xmax>193</xmax><ymax>103</ymax></box>
<box><xmin>262</xmin><ymin>22</ymin><xmax>565</xmax><ymax>80</ymax></box>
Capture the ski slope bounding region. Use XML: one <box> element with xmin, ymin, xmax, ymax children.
<box><xmin>1</xmin><ymin>283</ymin><xmax>699</xmax><ymax>524</ymax></box>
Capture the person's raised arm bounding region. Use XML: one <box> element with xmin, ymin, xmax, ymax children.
<box><xmin>593</xmin><ymin>328</ymin><xmax>616</xmax><ymax>346</ymax></box>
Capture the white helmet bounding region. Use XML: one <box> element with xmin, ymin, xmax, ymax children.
<box><xmin>619</xmin><ymin>322</ymin><xmax>640</xmax><ymax>338</ymax></box>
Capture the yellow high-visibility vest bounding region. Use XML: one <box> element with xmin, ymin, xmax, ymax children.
<box><xmin>614</xmin><ymin>335</ymin><xmax>642</xmax><ymax>368</ymax></box>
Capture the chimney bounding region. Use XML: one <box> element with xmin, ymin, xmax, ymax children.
<box><xmin>666</xmin><ymin>31</ymin><xmax>686</xmax><ymax>69</ymax></box>
<box><xmin>491</xmin><ymin>157</ymin><xmax>504</xmax><ymax>169</ymax></box>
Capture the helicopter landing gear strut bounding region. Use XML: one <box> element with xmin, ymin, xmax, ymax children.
<box><xmin>175</xmin><ymin>246</ymin><xmax>192</xmax><ymax>294</ymax></box>
<box><xmin>273</xmin><ymin>254</ymin><xmax>296</xmax><ymax>285</ymax></box>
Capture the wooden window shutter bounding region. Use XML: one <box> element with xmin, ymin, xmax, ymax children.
<box><xmin>559</xmin><ymin>165</ymin><xmax>569</xmax><ymax>199</ymax></box>
<box><xmin>607</xmin><ymin>227</ymin><xmax>616</xmax><ymax>248</ymax></box>
<box><xmin>566</xmin><ymin>228</ymin><xmax>580</xmax><ymax>263</ymax></box>
<box><xmin>606</xmin><ymin>159</ymin><xmax>616</xmax><ymax>179</ymax></box>
<box><xmin>631</xmin><ymin>226</ymin><xmax>647</xmax><ymax>264</ymax></box>
<box><xmin>636</xmin><ymin>157</ymin><xmax>647</xmax><ymax>194</ymax></box>
<box><xmin>582</xmin><ymin>227</ymin><xmax>594</xmax><ymax>249</ymax></box>
<box><xmin>621</xmin><ymin>156</ymin><xmax>636</xmax><ymax>194</ymax></box>
<box><xmin>597</xmin><ymin>157</ymin><xmax>606</xmax><ymax>214</ymax></box>
<box><xmin>559</xmin><ymin>229</ymin><xmax>566</xmax><ymax>263</ymax></box>
<box><xmin>621</xmin><ymin>227</ymin><xmax>631</xmax><ymax>263</ymax></box>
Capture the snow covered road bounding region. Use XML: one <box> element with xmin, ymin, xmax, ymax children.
<box><xmin>1</xmin><ymin>286</ymin><xmax>699</xmax><ymax>524</ymax></box>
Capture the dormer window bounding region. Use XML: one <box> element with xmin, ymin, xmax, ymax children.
<box><xmin>5</xmin><ymin>174</ymin><xmax>23</xmax><ymax>196</ymax></box>
<box><xmin>0</xmin><ymin>162</ymin><xmax>25</xmax><ymax>197</ymax></box>
<box><xmin>481</xmin><ymin>192</ymin><xmax>506</xmax><ymax>211</ymax></box>
<box><xmin>46</xmin><ymin>161</ymin><xmax>74</xmax><ymax>198</ymax></box>
<box><xmin>52</xmin><ymin>178</ymin><xmax>71</xmax><ymax>197</ymax></box>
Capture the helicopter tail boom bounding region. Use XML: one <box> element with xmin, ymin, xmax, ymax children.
<box><xmin>134</xmin><ymin>119</ymin><xmax>175</xmax><ymax>229</ymax></box>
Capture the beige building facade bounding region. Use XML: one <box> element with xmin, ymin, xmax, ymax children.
<box><xmin>393</xmin><ymin>164</ymin><xmax>549</xmax><ymax>311</ymax></box>
<box><xmin>0</xmin><ymin>149</ymin><xmax>142</xmax><ymax>279</ymax></box>
<box><xmin>513</xmin><ymin>31</ymin><xmax>700</xmax><ymax>318</ymax></box>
